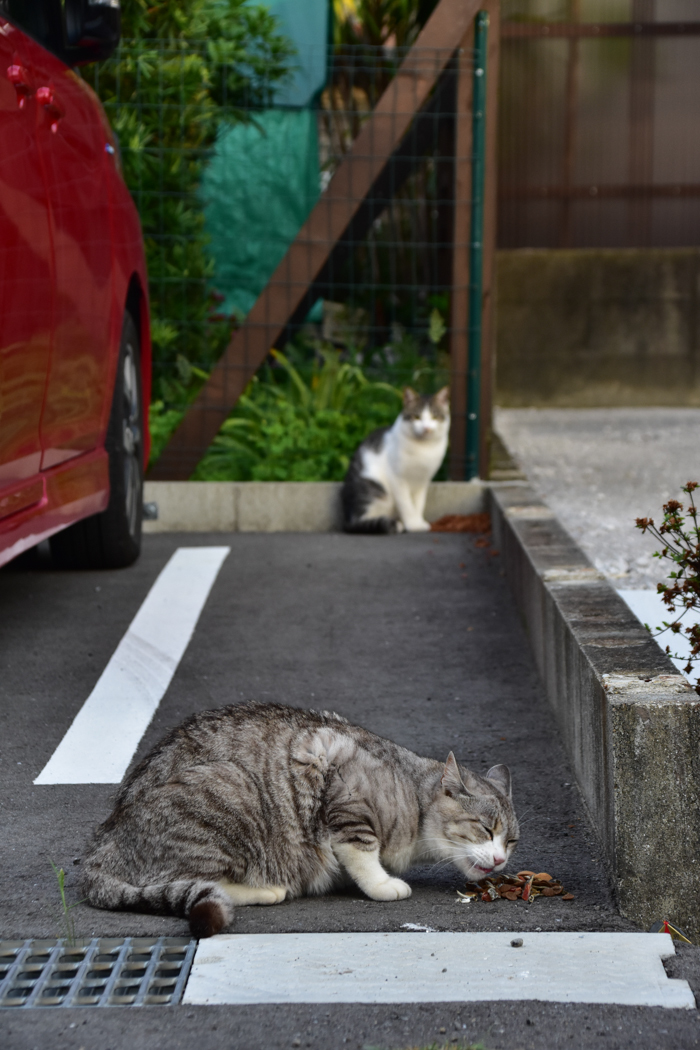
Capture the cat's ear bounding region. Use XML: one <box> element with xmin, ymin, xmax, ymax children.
<box><xmin>441</xmin><ymin>752</ymin><xmax>463</xmax><ymax>797</ymax></box>
<box><xmin>403</xmin><ymin>387</ymin><xmax>420</xmax><ymax>410</ymax></box>
<box><xmin>434</xmin><ymin>386</ymin><xmax>450</xmax><ymax>410</ymax></box>
<box><xmin>486</xmin><ymin>764</ymin><xmax>512</xmax><ymax>799</ymax></box>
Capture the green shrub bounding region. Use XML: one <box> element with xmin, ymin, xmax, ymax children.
<box><xmin>149</xmin><ymin>329</ymin><xmax>449</xmax><ymax>480</ymax></box>
<box><xmin>88</xmin><ymin>0</ymin><xmax>293</xmax><ymax>400</ymax></box>
<box><xmin>193</xmin><ymin>344</ymin><xmax>402</xmax><ymax>481</ymax></box>
<box><xmin>636</xmin><ymin>482</ymin><xmax>700</xmax><ymax>694</ymax></box>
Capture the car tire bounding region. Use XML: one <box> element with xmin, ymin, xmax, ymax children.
<box><xmin>50</xmin><ymin>311</ymin><xmax>144</xmax><ymax>569</ymax></box>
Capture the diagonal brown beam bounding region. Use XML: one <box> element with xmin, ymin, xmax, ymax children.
<box><xmin>150</xmin><ymin>0</ymin><xmax>482</xmax><ymax>480</ymax></box>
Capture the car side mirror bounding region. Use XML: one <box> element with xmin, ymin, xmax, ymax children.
<box><xmin>62</xmin><ymin>0</ymin><xmax>120</xmax><ymax>64</ymax></box>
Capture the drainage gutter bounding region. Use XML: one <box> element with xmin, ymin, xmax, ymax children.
<box><xmin>490</xmin><ymin>482</ymin><xmax>700</xmax><ymax>934</ymax></box>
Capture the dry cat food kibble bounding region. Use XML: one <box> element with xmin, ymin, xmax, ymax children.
<box><xmin>430</xmin><ymin>513</ymin><xmax>491</xmax><ymax>533</ymax></box>
<box><xmin>457</xmin><ymin>871</ymin><xmax>575</xmax><ymax>904</ymax></box>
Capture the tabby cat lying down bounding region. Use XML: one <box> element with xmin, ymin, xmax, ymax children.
<box><xmin>84</xmin><ymin>703</ymin><xmax>519</xmax><ymax>938</ymax></box>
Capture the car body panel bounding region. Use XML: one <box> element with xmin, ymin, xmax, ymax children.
<box><xmin>18</xmin><ymin>33</ymin><xmax>115</xmax><ymax>465</ymax></box>
<box><xmin>0</xmin><ymin>12</ymin><xmax>150</xmax><ymax>564</ymax></box>
<box><xmin>0</xmin><ymin>447</ymin><xmax>108</xmax><ymax>567</ymax></box>
<box><xmin>0</xmin><ymin>23</ymin><xmax>53</xmax><ymax>493</ymax></box>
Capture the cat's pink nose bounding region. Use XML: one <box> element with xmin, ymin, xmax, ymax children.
<box><xmin>493</xmin><ymin>856</ymin><xmax>506</xmax><ymax>866</ymax></box>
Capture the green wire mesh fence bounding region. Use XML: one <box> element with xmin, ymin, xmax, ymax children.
<box><xmin>87</xmin><ymin>29</ymin><xmax>490</xmax><ymax>481</ymax></box>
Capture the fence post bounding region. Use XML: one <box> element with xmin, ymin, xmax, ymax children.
<box><xmin>478</xmin><ymin>0</ymin><xmax>500</xmax><ymax>480</ymax></box>
<box><xmin>448</xmin><ymin>26</ymin><xmax>475</xmax><ymax>480</ymax></box>
<box><xmin>464</xmin><ymin>10</ymin><xmax>488</xmax><ymax>480</ymax></box>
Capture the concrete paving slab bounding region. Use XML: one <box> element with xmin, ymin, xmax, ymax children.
<box><xmin>183</xmin><ymin>931</ymin><xmax>694</xmax><ymax>1009</ymax></box>
<box><xmin>495</xmin><ymin>407</ymin><xmax>700</xmax><ymax>589</ymax></box>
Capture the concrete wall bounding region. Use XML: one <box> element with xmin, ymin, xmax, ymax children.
<box><xmin>143</xmin><ymin>481</ymin><xmax>486</xmax><ymax>533</ymax></box>
<box><xmin>491</xmin><ymin>482</ymin><xmax>700</xmax><ymax>934</ymax></box>
<box><xmin>496</xmin><ymin>248</ymin><xmax>700</xmax><ymax>407</ymax></box>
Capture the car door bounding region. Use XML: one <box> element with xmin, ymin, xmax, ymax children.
<box><xmin>0</xmin><ymin>17</ymin><xmax>53</xmax><ymax>518</ymax></box>
<box><xmin>17</xmin><ymin>29</ymin><xmax>114</xmax><ymax>470</ymax></box>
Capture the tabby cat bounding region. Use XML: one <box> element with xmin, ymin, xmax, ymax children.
<box><xmin>342</xmin><ymin>386</ymin><xmax>450</xmax><ymax>534</ymax></box>
<box><xmin>83</xmin><ymin>703</ymin><xmax>519</xmax><ymax>938</ymax></box>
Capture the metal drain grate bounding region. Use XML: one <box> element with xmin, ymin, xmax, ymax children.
<box><xmin>0</xmin><ymin>937</ymin><xmax>196</xmax><ymax>1008</ymax></box>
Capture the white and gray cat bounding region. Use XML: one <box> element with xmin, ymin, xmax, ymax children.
<box><xmin>342</xmin><ymin>386</ymin><xmax>450</xmax><ymax>534</ymax></box>
<box><xmin>83</xmin><ymin>703</ymin><xmax>519</xmax><ymax>938</ymax></box>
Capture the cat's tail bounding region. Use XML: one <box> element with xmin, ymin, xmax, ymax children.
<box><xmin>83</xmin><ymin>865</ymin><xmax>233</xmax><ymax>938</ymax></box>
<box><xmin>343</xmin><ymin>516</ymin><xmax>400</xmax><ymax>535</ymax></box>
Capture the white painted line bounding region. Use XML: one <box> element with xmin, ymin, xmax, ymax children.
<box><xmin>618</xmin><ymin>589</ymin><xmax>700</xmax><ymax>681</ymax></box>
<box><xmin>34</xmin><ymin>546</ymin><xmax>230</xmax><ymax>785</ymax></box>
<box><xmin>183</xmin><ymin>931</ymin><xmax>695</xmax><ymax>1009</ymax></box>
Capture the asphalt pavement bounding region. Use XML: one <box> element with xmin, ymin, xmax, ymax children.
<box><xmin>2</xmin><ymin>530</ymin><xmax>700</xmax><ymax>1048</ymax></box>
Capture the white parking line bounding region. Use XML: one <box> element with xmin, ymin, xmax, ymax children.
<box><xmin>183</xmin><ymin>932</ymin><xmax>695</xmax><ymax>1009</ymax></box>
<box><xmin>34</xmin><ymin>546</ymin><xmax>230</xmax><ymax>785</ymax></box>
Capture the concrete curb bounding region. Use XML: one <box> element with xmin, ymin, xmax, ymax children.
<box><xmin>142</xmin><ymin>481</ymin><xmax>486</xmax><ymax>533</ymax></box>
<box><xmin>490</xmin><ymin>482</ymin><xmax>700</xmax><ymax>934</ymax></box>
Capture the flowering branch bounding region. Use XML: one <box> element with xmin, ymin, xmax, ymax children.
<box><xmin>636</xmin><ymin>482</ymin><xmax>700</xmax><ymax>696</ymax></box>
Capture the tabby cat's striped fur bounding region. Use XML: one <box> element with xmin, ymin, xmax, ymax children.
<box><xmin>83</xmin><ymin>703</ymin><xmax>519</xmax><ymax>937</ymax></box>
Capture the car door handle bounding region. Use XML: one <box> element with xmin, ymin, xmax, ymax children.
<box><xmin>36</xmin><ymin>86</ymin><xmax>64</xmax><ymax>132</ymax></box>
<box><xmin>6</xmin><ymin>64</ymin><xmax>32</xmax><ymax>108</ymax></box>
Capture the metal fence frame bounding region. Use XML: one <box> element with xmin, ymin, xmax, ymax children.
<box><xmin>149</xmin><ymin>0</ymin><xmax>500</xmax><ymax>482</ymax></box>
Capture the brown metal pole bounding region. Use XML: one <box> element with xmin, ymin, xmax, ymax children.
<box><xmin>448</xmin><ymin>27</ymin><xmax>475</xmax><ymax>480</ymax></box>
<box><xmin>628</xmin><ymin>0</ymin><xmax>656</xmax><ymax>245</ymax></box>
<box><xmin>478</xmin><ymin>0</ymin><xmax>500</xmax><ymax>480</ymax></box>
<box><xmin>560</xmin><ymin>0</ymin><xmax>581</xmax><ymax>247</ymax></box>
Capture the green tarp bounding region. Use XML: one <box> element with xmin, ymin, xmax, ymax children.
<box><xmin>202</xmin><ymin>109</ymin><xmax>321</xmax><ymax>317</ymax></box>
<box><xmin>202</xmin><ymin>0</ymin><xmax>329</xmax><ymax>318</ymax></box>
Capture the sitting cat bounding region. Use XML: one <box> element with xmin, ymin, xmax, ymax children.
<box><xmin>342</xmin><ymin>386</ymin><xmax>450</xmax><ymax>534</ymax></box>
<box><xmin>83</xmin><ymin>702</ymin><xmax>518</xmax><ymax>938</ymax></box>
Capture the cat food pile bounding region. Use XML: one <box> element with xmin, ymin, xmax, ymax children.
<box><xmin>430</xmin><ymin>513</ymin><xmax>491</xmax><ymax>533</ymax></box>
<box><xmin>457</xmin><ymin>871</ymin><xmax>575</xmax><ymax>904</ymax></box>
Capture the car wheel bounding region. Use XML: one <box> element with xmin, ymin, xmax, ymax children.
<box><xmin>50</xmin><ymin>311</ymin><xmax>144</xmax><ymax>569</ymax></box>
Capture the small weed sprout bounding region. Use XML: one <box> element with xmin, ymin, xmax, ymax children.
<box><xmin>636</xmin><ymin>481</ymin><xmax>700</xmax><ymax>695</ymax></box>
<box><xmin>50</xmin><ymin>859</ymin><xmax>85</xmax><ymax>947</ymax></box>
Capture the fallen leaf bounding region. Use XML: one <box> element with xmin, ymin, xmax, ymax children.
<box><xmin>431</xmin><ymin>513</ymin><xmax>491</xmax><ymax>534</ymax></box>
<box><xmin>460</xmin><ymin>870</ymin><xmax>573</xmax><ymax>905</ymax></box>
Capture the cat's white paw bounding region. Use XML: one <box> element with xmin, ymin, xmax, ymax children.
<box><xmin>219</xmin><ymin>881</ymin><xmax>287</xmax><ymax>906</ymax></box>
<box><xmin>258</xmin><ymin>885</ymin><xmax>288</xmax><ymax>905</ymax></box>
<box><xmin>404</xmin><ymin>519</ymin><xmax>431</xmax><ymax>532</ymax></box>
<box><xmin>366</xmin><ymin>877</ymin><xmax>412</xmax><ymax>901</ymax></box>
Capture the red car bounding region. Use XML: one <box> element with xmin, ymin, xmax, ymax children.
<box><xmin>0</xmin><ymin>0</ymin><xmax>150</xmax><ymax>570</ymax></box>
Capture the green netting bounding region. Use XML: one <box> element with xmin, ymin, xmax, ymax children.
<box><xmin>201</xmin><ymin>109</ymin><xmax>321</xmax><ymax>317</ymax></box>
<box><xmin>265</xmin><ymin>0</ymin><xmax>330</xmax><ymax>107</ymax></box>
<box><xmin>201</xmin><ymin>1</ymin><xmax>328</xmax><ymax>317</ymax></box>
